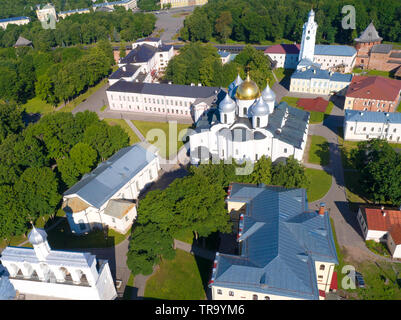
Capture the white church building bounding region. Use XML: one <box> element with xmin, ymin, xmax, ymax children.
<box><xmin>0</xmin><ymin>226</ymin><xmax>117</xmax><ymax>300</ymax></box>
<box><xmin>63</xmin><ymin>142</ymin><xmax>160</xmax><ymax>235</ymax></box>
<box><xmin>189</xmin><ymin>73</ymin><xmax>310</xmax><ymax>163</ymax></box>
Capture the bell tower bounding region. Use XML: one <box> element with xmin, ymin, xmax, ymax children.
<box><xmin>299</xmin><ymin>9</ymin><xmax>318</xmax><ymax>63</ymax></box>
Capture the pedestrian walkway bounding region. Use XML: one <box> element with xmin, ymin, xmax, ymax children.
<box><xmin>124</xmin><ymin>119</ymin><xmax>145</xmax><ymax>141</ymax></box>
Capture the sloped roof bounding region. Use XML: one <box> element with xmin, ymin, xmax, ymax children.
<box><xmin>109</xmin><ymin>64</ymin><xmax>140</xmax><ymax>79</ymax></box>
<box><xmin>103</xmin><ymin>199</ymin><xmax>136</xmax><ymax>219</ymax></box>
<box><xmin>64</xmin><ymin>143</ymin><xmax>157</xmax><ymax>209</ymax></box>
<box><xmin>0</xmin><ymin>16</ymin><xmax>30</xmax><ymax>23</ymax></box>
<box><xmin>14</xmin><ymin>36</ymin><xmax>32</xmax><ymax>47</ymax></box>
<box><xmin>346</xmin><ymin>75</ymin><xmax>401</xmax><ymax>101</ymax></box>
<box><xmin>354</xmin><ymin>22</ymin><xmax>383</xmax><ymax>43</ymax></box>
<box><xmin>314</xmin><ymin>45</ymin><xmax>356</xmax><ymax>57</ymax></box>
<box><xmin>213</xmin><ymin>184</ymin><xmax>338</xmax><ymax>300</ymax></box>
<box><xmin>371</xmin><ymin>44</ymin><xmax>393</xmax><ymax>54</ymax></box>
<box><xmin>345</xmin><ymin>109</ymin><xmax>401</xmax><ymax>124</ymax></box>
<box><xmin>108</xmin><ymin>79</ymin><xmax>220</xmax><ymax>99</ymax></box>
<box><xmin>360</xmin><ymin>206</ymin><xmax>401</xmax><ymax>232</ymax></box>
<box><xmin>297</xmin><ymin>97</ymin><xmax>328</xmax><ymax>112</ymax></box>
<box><xmin>292</xmin><ymin>66</ymin><xmax>352</xmax><ymax>82</ymax></box>
<box><xmin>389</xmin><ymin>225</ymin><xmax>401</xmax><ymax>245</ymax></box>
<box><xmin>264</xmin><ymin>44</ymin><xmax>300</xmax><ymax>55</ymax></box>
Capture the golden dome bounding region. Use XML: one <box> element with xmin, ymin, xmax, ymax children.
<box><xmin>235</xmin><ymin>72</ymin><xmax>261</xmax><ymax>100</ymax></box>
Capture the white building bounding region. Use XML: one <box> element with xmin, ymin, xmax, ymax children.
<box><xmin>0</xmin><ymin>16</ymin><xmax>30</xmax><ymax>30</ymax></box>
<box><xmin>106</xmin><ymin>80</ymin><xmax>221</xmax><ymax>122</ymax></box>
<box><xmin>344</xmin><ymin>110</ymin><xmax>401</xmax><ymax>143</ymax></box>
<box><xmin>357</xmin><ymin>206</ymin><xmax>401</xmax><ymax>259</ymax></box>
<box><xmin>266</xmin><ymin>10</ymin><xmax>355</xmax><ymax>73</ymax></box>
<box><xmin>160</xmin><ymin>0</ymin><xmax>207</xmax><ymax>9</ymax></box>
<box><xmin>0</xmin><ymin>227</ymin><xmax>117</xmax><ymax>300</ymax></box>
<box><xmin>58</xmin><ymin>8</ymin><xmax>91</xmax><ymax>19</ymax></box>
<box><xmin>290</xmin><ymin>66</ymin><xmax>352</xmax><ymax>95</ymax></box>
<box><xmin>92</xmin><ymin>0</ymin><xmax>137</xmax><ymax>11</ymax></box>
<box><xmin>63</xmin><ymin>142</ymin><xmax>160</xmax><ymax>235</ymax></box>
<box><xmin>210</xmin><ymin>184</ymin><xmax>338</xmax><ymax>300</ymax></box>
<box><xmin>189</xmin><ymin>73</ymin><xmax>310</xmax><ymax>163</ymax></box>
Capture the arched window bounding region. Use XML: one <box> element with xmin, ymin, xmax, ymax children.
<box><xmin>224</xmin><ymin>114</ymin><xmax>227</xmax><ymax>124</ymax></box>
<box><xmin>257</xmin><ymin>117</ymin><xmax>260</xmax><ymax>127</ymax></box>
<box><xmin>243</xmin><ymin>107</ymin><xmax>247</xmax><ymax>116</ymax></box>
<box><xmin>320</xmin><ymin>264</ymin><xmax>325</xmax><ymax>271</ymax></box>
<box><xmin>264</xmin><ymin>296</ymin><xmax>270</xmax><ymax>300</ymax></box>
<box><xmin>253</xmin><ymin>294</ymin><xmax>258</xmax><ymax>300</ymax></box>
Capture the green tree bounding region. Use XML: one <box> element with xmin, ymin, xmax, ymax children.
<box><xmin>0</xmin><ymin>103</ymin><xmax>25</xmax><ymax>143</ymax></box>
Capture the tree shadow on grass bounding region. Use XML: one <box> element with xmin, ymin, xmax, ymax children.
<box><xmin>314</xmin><ymin>141</ymin><xmax>330</xmax><ymax>166</ymax></box>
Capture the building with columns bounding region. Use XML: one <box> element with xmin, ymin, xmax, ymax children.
<box><xmin>0</xmin><ymin>226</ymin><xmax>117</xmax><ymax>300</ymax></box>
<box><xmin>209</xmin><ymin>183</ymin><xmax>338</xmax><ymax>300</ymax></box>
<box><xmin>343</xmin><ymin>110</ymin><xmax>401</xmax><ymax>143</ymax></box>
<box><xmin>189</xmin><ymin>73</ymin><xmax>310</xmax><ymax>163</ymax></box>
<box><xmin>63</xmin><ymin>142</ymin><xmax>160</xmax><ymax>235</ymax></box>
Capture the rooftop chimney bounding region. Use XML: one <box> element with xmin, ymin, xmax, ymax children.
<box><xmin>381</xmin><ymin>206</ymin><xmax>386</xmax><ymax>216</ymax></box>
<box><xmin>318</xmin><ymin>202</ymin><xmax>326</xmax><ymax>216</ymax></box>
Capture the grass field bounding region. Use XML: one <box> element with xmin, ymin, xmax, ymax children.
<box><xmin>132</xmin><ymin>120</ymin><xmax>192</xmax><ymax>158</ymax></box>
<box><xmin>46</xmin><ymin>217</ymin><xmax>129</xmax><ymax>249</ymax></box>
<box><xmin>103</xmin><ymin>118</ymin><xmax>141</xmax><ymax>145</ymax></box>
<box><xmin>305</xmin><ymin>168</ymin><xmax>332</xmax><ymax>202</ymax></box>
<box><xmin>308</xmin><ymin>135</ymin><xmax>330</xmax><ymax>166</ymax></box>
<box><xmin>144</xmin><ymin>249</ymin><xmax>212</xmax><ymax>300</ymax></box>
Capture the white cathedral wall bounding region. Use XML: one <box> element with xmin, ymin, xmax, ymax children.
<box><xmin>237</xmin><ymin>99</ymin><xmax>255</xmax><ymax>117</ymax></box>
<box><xmin>96</xmin><ymin>262</ymin><xmax>118</xmax><ymax>300</ymax></box>
<box><xmin>101</xmin><ymin>205</ymin><xmax>137</xmax><ymax>234</ymax></box>
<box><xmin>344</xmin><ymin>120</ymin><xmax>401</xmax><ymax>142</ymax></box>
<box><xmin>211</xmin><ymin>285</ymin><xmax>304</xmax><ymax>300</ymax></box>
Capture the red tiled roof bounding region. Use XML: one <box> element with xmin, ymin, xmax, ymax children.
<box><xmin>362</xmin><ymin>207</ymin><xmax>401</xmax><ymax>232</ymax></box>
<box><xmin>330</xmin><ymin>271</ymin><xmax>338</xmax><ymax>291</ymax></box>
<box><xmin>297</xmin><ymin>97</ymin><xmax>328</xmax><ymax>112</ymax></box>
<box><xmin>389</xmin><ymin>225</ymin><xmax>401</xmax><ymax>245</ymax></box>
<box><xmin>346</xmin><ymin>75</ymin><xmax>401</xmax><ymax>101</ymax></box>
<box><xmin>264</xmin><ymin>44</ymin><xmax>300</xmax><ymax>54</ymax></box>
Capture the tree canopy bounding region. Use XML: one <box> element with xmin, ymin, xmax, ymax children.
<box><xmin>180</xmin><ymin>0</ymin><xmax>401</xmax><ymax>44</ymax></box>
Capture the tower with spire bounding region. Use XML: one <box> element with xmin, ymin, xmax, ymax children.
<box><xmin>298</xmin><ymin>9</ymin><xmax>318</xmax><ymax>64</ymax></box>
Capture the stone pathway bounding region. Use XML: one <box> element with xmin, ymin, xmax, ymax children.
<box><xmin>124</xmin><ymin>119</ymin><xmax>145</xmax><ymax>141</ymax></box>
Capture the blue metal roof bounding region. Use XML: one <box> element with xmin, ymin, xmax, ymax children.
<box><xmin>214</xmin><ymin>184</ymin><xmax>338</xmax><ymax>300</ymax></box>
<box><xmin>64</xmin><ymin>143</ymin><xmax>157</xmax><ymax>208</ymax></box>
<box><xmin>314</xmin><ymin>45</ymin><xmax>356</xmax><ymax>57</ymax></box>
<box><xmin>0</xmin><ymin>265</ymin><xmax>16</xmax><ymax>300</ymax></box>
<box><xmin>345</xmin><ymin>109</ymin><xmax>401</xmax><ymax>124</ymax></box>
<box><xmin>59</xmin><ymin>8</ymin><xmax>90</xmax><ymax>14</ymax></box>
<box><xmin>0</xmin><ymin>16</ymin><xmax>30</xmax><ymax>23</ymax></box>
<box><xmin>291</xmin><ymin>67</ymin><xmax>353</xmax><ymax>83</ymax></box>
<box><xmin>93</xmin><ymin>0</ymin><xmax>131</xmax><ymax>7</ymax></box>
<box><xmin>218</xmin><ymin>51</ymin><xmax>231</xmax><ymax>58</ymax></box>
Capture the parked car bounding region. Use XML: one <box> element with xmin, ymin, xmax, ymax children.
<box><xmin>355</xmin><ymin>272</ymin><xmax>365</xmax><ymax>288</ymax></box>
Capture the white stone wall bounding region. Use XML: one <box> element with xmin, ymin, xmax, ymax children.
<box><xmin>212</xmin><ymin>285</ymin><xmax>303</xmax><ymax>300</ymax></box>
<box><xmin>314</xmin><ymin>261</ymin><xmax>335</xmax><ymax>292</ymax></box>
<box><xmin>344</xmin><ymin>119</ymin><xmax>401</xmax><ymax>143</ymax></box>
<box><xmin>0</xmin><ymin>18</ymin><xmax>30</xmax><ymax>29</ymax></box>
<box><xmin>290</xmin><ymin>76</ymin><xmax>350</xmax><ymax>95</ymax></box>
<box><xmin>107</xmin><ymin>89</ymin><xmax>195</xmax><ymax>118</ymax></box>
<box><xmin>313</xmin><ymin>53</ymin><xmax>356</xmax><ymax>73</ymax></box>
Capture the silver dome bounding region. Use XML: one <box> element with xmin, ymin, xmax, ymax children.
<box><xmin>250</xmin><ymin>98</ymin><xmax>270</xmax><ymax>117</ymax></box>
<box><xmin>219</xmin><ymin>93</ymin><xmax>236</xmax><ymax>113</ymax></box>
<box><xmin>261</xmin><ymin>83</ymin><xmax>276</xmax><ymax>102</ymax></box>
<box><xmin>28</xmin><ymin>226</ymin><xmax>48</xmax><ymax>245</ymax></box>
<box><xmin>228</xmin><ymin>74</ymin><xmax>243</xmax><ymax>97</ymax></box>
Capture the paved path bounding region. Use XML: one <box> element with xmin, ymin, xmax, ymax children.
<box><xmin>307</xmin><ymin>102</ymin><xmax>401</xmax><ymax>264</ymax></box>
<box><xmin>124</xmin><ymin>119</ymin><xmax>145</xmax><ymax>141</ymax></box>
<box><xmin>174</xmin><ymin>239</ymin><xmax>216</xmax><ymax>260</ymax></box>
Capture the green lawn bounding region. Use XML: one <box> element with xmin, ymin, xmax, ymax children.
<box><xmin>22</xmin><ymin>96</ymin><xmax>57</xmax><ymax>114</ymax></box>
<box><xmin>100</xmin><ymin>105</ymin><xmax>107</xmax><ymax>112</ymax></box>
<box><xmin>397</xmin><ymin>101</ymin><xmax>401</xmax><ymax>113</ymax></box>
<box><xmin>103</xmin><ymin>118</ymin><xmax>141</xmax><ymax>145</ymax></box>
<box><xmin>308</xmin><ymin>135</ymin><xmax>330</xmax><ymax>166</ymax></box>
<box><xmin>209</xmin><ymin>37</ymin><xmax>293</xmax><ymax>46</ymax></box>
<box><xmin>144</xmin><ymin>249</ymin><xmax>212</xmax><ymax>300</ymax></box>
<box><xmin>305</xmin><ymin>168</ymin><xmax>332</xmax><ymax>202</ymax></box>
<box><xmin>352</xmin><ymin>68</ymin><xmax>393</xmax><ymax>78</ymax></box>
<box><xmin>46</xmin><ymin>217</ymin><xmax>129</xmax><ymax>250</ymax></box>
<box><xmin>132</xmin><ymin>120</ymin><xmax>192</xmax><ymax>158</ymax></box>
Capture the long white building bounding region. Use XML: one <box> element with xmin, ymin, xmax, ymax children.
<box><xmin>189</xmin><ymin>73</ymin><xmax>310</xmax><ymax>163</ymax></box>
<box><xmin>106</xmin><ymin>80</ymin><xmax>221</xmax><ymax>122</ymax></box>
<box><xmin>344</xmin><ymin>110</ymin><xmax>401</xmax><ymax>143</ymax></box>
<box><xmin>0</xmin><ymin>16</ymin><xmax>30</xmax><ymax>30</ymax></box>
<box><xmin>63</xmin><ymin>142</ymin><xmax>160</xmax><ymax>235</ymax></box>
<box><xmin>0</xmin><ymin>227</ymin><xmax>117</xmax><ymax>300</ymax></box>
